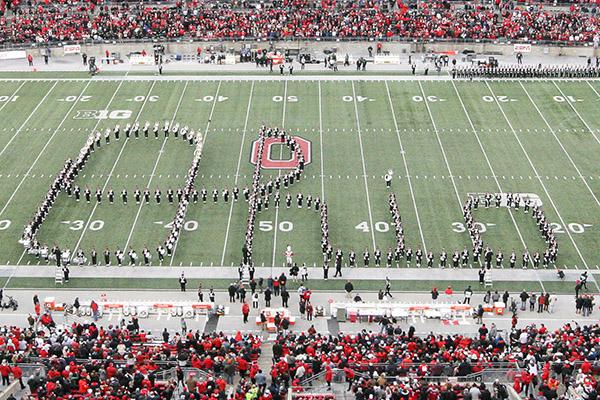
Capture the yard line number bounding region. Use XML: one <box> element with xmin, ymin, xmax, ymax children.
<box><xmin>355</xmin><ymin>221</ymin><xmax>389</xmax><ymax>233</ymax></box>
<box><xmin>0</xmin><ymin>219</ymin><xmax>10</xmax><ymax>230</ymax></box>
<box><xmin>0</xmin><ymin>96</ymin><xmax>18</xmax><ymax>102</ymax></box>
<box><xmin>259</xmin><ymin>221</ymin><xmax>293</xmax><ymax>232</ymax></box>
<box><xmin>482</xmin><ymin>96</ymin><xmax>517</xmax><ymax>103</ymax></box>
<box><xmin>62</xmin><ymin>220</ymin><xmax>104</xmax><ymax>231</ymax></box>
<box><xmin>156</xmin><ymin>221</ymin><xmax>199</xmax><ymax>232</ymax></box>
<box><xmin>553</xmin><ymin>95</ymin><xmax>582</xmax><ymax>103</ymax></box>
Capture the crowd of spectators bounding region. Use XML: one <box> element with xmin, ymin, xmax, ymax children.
<box><xmin>0</xmin><ymin>1</ymin><xmax>600</xmax><ymax>45</ymax></box>
<box><xmin>0</xmin><ymin>321</ymin><xmax>262</xmax><ymax>399</ymax></box>
<box><xmin>272</xmin><ymin>322</ymin><xmax>600</xmax><ymax>399</ymax></box>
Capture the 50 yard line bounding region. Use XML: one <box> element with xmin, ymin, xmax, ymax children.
<box><xmin>71</xmin><ymin>81</ymin><xmax>157</xmax><ymax>258</ymax></box>
<box><xmin>122</xmin><ymin>81</ymin><xmax>190</xmax><ymax>253</ymax></box>
<box><xmin>170</xmin><ymin>82</ymin><xmax>222</xmax><ymax>266</ymax></box>
<box><xmin>271</xmin><ymin>81</ymin><xmax>288</xmax><ymax>268</ymax></box>
<box><xmin>220</xmin><ymin>81</ymin><xmax>255</xmax><ymax>266</ymax></box>
<box><xmin>351</xmin><ymin>81</ymin><xmax>377</xmax><ymax>250</ymax></box>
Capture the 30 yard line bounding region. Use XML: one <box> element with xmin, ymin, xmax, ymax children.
<box><xmin>123</xmin><ymin>81</ymin><xmax>190</xmax><ymax>252</ymax></box>
<box><xmin>485</xmin><ymin>81</ymin><xmax>591</xmax><ymax>272</ymax></box>
<box><xmin>385</xmin><ymin>81</ymin><xmax>426</xmax><ymax>252</ymax></box>
<box><xmin>220</xmin><ymin>81</ymin><xmax>255</xmax><ymax>266</ymax></box>
<box><xmin>351</xmin><ymin>81</ymin><xmax>376</xmax><ymax>250</ymax></box>
<box><xmin>71</xmin><ymin>81</ymin><xmax>157</xmax><ymax>257</ymax></box>
<box><xmin>318</xmin><ymin>82</ymin><xmax>326</xmax><ymax>201</ymax></box>
<box><xmin>519</xmin><ymin>82</ymin><xmax>600</xmax><ymax>209</ymax></box>
<box><xmin>271</xmin><ymin>81</ymin><xmax>288</xmax><ymax>267</ymax></box>
<box><xmin>417</xmin><ymin>82</ymin><xmax>462</xmax><ymax>207</ymax></box>
<box><xmin>0</xmin><ymin>81</ymin><xmax>57</xmax><ymax>159</ymax></box>
<box><xmin>170</xmin><ymin>82</ymin><xmax>222</xmax><ymax>266</ymax></box>
<box><xmin>0</xmin><ymin>81</ymin><xmax>86</xmax><ymax>220</ymax></box>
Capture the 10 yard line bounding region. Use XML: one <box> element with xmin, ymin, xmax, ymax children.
<box><xmin>170</xmin><ymin>82</ymin><xmax>222</xmax><ymax>266</ymax></box>
<box><xmin>271</xmin><ymin>81</ymin><xmax>288</xmax><ymax>268</ymax></box>
<box><xmin>552</xmin><ymin>81</ymin><xmax>600</xmax><ymax>147</ymax></box>
<box><xmin>485</xmin><ymin>81</ymin><xmax>591</xmax><ymax>272</ymax></box>
<box><xmin>520</xmin><ymin>82</ymin><xmax>600</xmax><ymax>209</ymax></box>
<box><xmin>384</xmin><ymin>81</ymin><xmax>427</xmax><ymax>252</ymax></box>
<box><xmin>0</xmin><ymin>81</ymin><xmax>57</xmax><ymax>159</ymax></box>
<box><xmin>220</xmin><ymin>81</ymin><xmax>255</xmax><ymax>266</ymax></box>
<box><xmin>351</xmin><ymin>81</ymin><xmax>376</xmax><ymax>250</ymax></box>
<box><xmin>72</xmin><ymin>81</ymin><xmax>157</xmax><ymax>257</ymax></box>
<box><xmin>123</xmin><ymin>81</ymin><xmax>190</xmax><ymax>252</ymax></box>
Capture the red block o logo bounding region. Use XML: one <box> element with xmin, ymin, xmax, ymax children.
<box><xmin>250</xmin><ymin>136</ymin><xmax>311</xmax><ymax>169</ymax></box>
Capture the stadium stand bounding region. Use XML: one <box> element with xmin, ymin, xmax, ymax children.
<box><xmin>0</xmin><ymin>1</ymin><xmax>599</xmax><ymax>45</ymax></box>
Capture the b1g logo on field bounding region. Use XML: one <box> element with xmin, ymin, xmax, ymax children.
<box><xmin>250</xmin><ymin>136</ymin><xmax>311</xmax><ymax>169</ymax></box>
<box><xmin>74</xmin><ymin>110</ymin><xmax>132</xmax><ymax>120</ymax></box>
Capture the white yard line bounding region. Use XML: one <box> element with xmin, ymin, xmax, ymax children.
<box><xmin>0</xmin><ymin>81</ymin><xmax>25</xmax><ymax>120</ymax></box>
<box><xmin>271</xmin><ymin>81</ymin><xmax>288</xmax><ymax>268</ymax></box>
<box><xmin>552</xmin><ymin>81</ymin><xmax>600</xmax><ymax>146</ymax></box>
<box><xmin>351</xmin><ymin>81</ymin><xmax>377</xmax><ymax>250</ymax></box>
<box><xmin>485</xmin><ymin>81</ymin><xmax>591</xmax><ymax>273</ymax></box>
<box><xmin>0</xmin><ymin>81</ymin><xmax>86</xmax><ymax>220</ymax></box>
<box><xmin>220</xmin><ymin>81</ymin><xmax>255</xmax><ymax>266</ymax></box>
<box><xmin>0</xmin><ymin>81</ymin><xmax>57</xmax><ymax>159</ymax></box>
<box><xmin>417</xmin><ymin>81</ymin><xmax>463</xmax><ymax>207</ymax></box>
<box><xmin>123</xmin><ymin>81</ymin><xmax>190</xmax><ymax>252</ymax></box>
<box><xmin>384</xmin><ymin>81</ymin><xmax>427</xmax><ymax>252</ymax></box>
<box><xmin>318</xmin><ymin>82</ymin><xmax>326</xmax><ymax>201</ymax></box>
<box><xmin>585</xmin><ymin>80</ymin><xmax>600</xmax><ymax>99</ymax></box>
<box><xmin>520</xmin><ymin>82</ymin><xmax>600</xmax><ymax>209</ymax></box>
<box><xmin>71</xmin><ymin>81</ymin><xmax>157</xmax><ymax>257</ymax></box>
<box><xmin>451</xmin><ymin>81</ymin><xmax>539</xmax><ymax>289</ymax></box>
<box><xmin>170</xmin><ymin>82</ymin><xmax>222</xmax><ymax>266</ymax></box>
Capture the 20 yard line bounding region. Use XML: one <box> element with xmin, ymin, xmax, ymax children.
<box><xmin>220</xmin><ymin>81</ymin><xmax>255</xmax><ymax>266</ymax></box>
<box><xmin>520</xmin><ymin>82</ymin><xmax>600</xmax><ymax>209</ymax></box>
<box><xmin>385</xmin><ymin>81</ymin><xmax>427</xmax><ymax>252</ymax></box>
<box><xmin>351</xmin><ymin>82</ymin><xmax>377</xmax><ymax>250</ymax></box>
<box><xmin>0</xmin><ymin>81</ymin><xmax>87</xmax><ymax>220</ymax></box>
<box><xmin>170</xmin><ymin>82</ymin><xmax>222</xmax><ymax>266</ymax></box>
<box><xmin>71</xmin><ymin>81</ymin><xmax>157</xmax><ymax>257</ymax></box>
<box><xmin>123</xmin><ymin>81</ymin><xmax>190</xmax><ymax>252</ymax></box>
<box><xmin>0</xmin><ymin>81</ymin><xmax>57</xmax><ymax>159</ymax></box>
<box><xmin>271</xmin><ymin>81</ymin><xmax>288</xmax><ymax>267</ymax></box>
<box><xmin>485</xmin><ymin>81</ymin><xmax>591</xmax><ymax>272</ymax></box>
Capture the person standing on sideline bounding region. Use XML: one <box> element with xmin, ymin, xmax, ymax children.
<box><xmin>445</xmin><ymin>286</ymin><xmax>453</xmax><ymax>301</ymax></box>
<box><xmin>384</xmin><ymin>277</ymin><xmax>393</xmax><ymax>298</ymax></box>
<box><xmin>27</xmin><ymin>54</ymin><xmax>33</xmax><ymax>66</ymax></box>
<box><xmin>197</xmin><ymin>285</ymin><xmax>203</xmax><ymax>301</ymax></box>
<box><xmin>344</xmin><ymin>280</ymin><xmax>354</xmax><ymax>299</ymax></box>
<box><xmin>464</xmin><ymin>285</ymin><xmax>473</xmax><ymax>304</ymax></box>
<box><xmin>431</xmin><ymin>287</ymin><xmax>439</xmax><ymax>303</ymax></box>
<box><xmin>242</xmin><ymin>301</ymin><xmax>250</xmax><ymax>323</ymax></box>
<box><xmin>179</xmin><ymin>273</ymin><xmax>187</xmax><ymax>292</ymax></box>
<box><xmin>180</xmin><ymin>317</ymin><xmax>187</xmax><ymax>334</ymax></box>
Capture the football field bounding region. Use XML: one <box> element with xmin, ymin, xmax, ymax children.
<box><xmin>1</xmin><ymin>76</ymin><xmax>600</xmax><ymax>271</ymax></box>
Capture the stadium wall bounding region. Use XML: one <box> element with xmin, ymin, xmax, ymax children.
<box><xmin>42</xmin><ymin>40</ymin><xmax>599</xmax><ymax>60</ymax></box>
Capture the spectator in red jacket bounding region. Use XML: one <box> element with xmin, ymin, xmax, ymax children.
<box><xmin>325</xmin><ymin>366</ymin><xmax>333</xmax><ymax>389</ymax></box>
<box><xmin>0</xmin><ymin>360</ymin><xmax>10</xmax><ymax>386</ymax></box>
<box><xmin>11</xmin><ymin>364</ymin><xmax>23</xmax><ymax>389</ymax></box>
<box><xmin>242</xmin><ymin>301</ymin><xmax>250</xmax><ymax>324</ymax></box>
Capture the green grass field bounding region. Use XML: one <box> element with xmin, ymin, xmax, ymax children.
<box><xmin>2</xmin><ymin>77</ymin><xmax>600</xmax><ymax>270</ymax></box>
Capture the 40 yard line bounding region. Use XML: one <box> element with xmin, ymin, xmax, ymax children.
<box><xmin>123</xmin><ymin>81</ymin><xmax>190</xmax><ymax>252</ymax></box>
<box><xmin>71</xmin><ymin>81</ymin><xmax>157</xmax><ymax>258</ymax></box>
<box><xmin>220</xmin><ymin>81</ymin><xmax>255</xmax><ymax>266</ymax></box>
<box><xmin>351</xmin><ymin>81</ymin><xmax>376</xmax><ymax>250</ymax></box>
<box><xmin>170</xmin><ymin>82</ymin><xmax>222</xmax><ymax>266</ymax></box>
